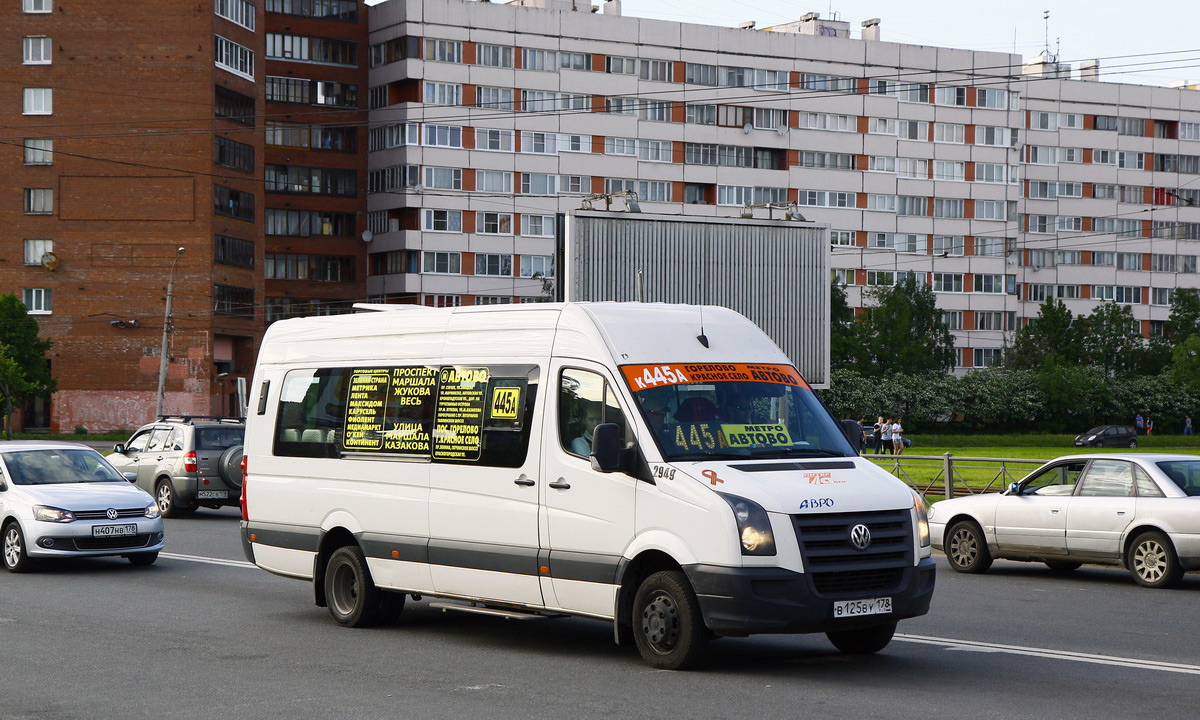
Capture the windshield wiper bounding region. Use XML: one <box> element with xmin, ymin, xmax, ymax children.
<box><xmin>757</xmin><ymin>447</ymin><xmax>848</xmax><ymax>458</ymax></box>
<box><xmin>666</xmin><ymin>452</ymin><xmax>753</xmax><ymax>461</ymax></box>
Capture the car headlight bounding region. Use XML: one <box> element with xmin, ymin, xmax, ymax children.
<box><xmin>912</xmin><ymin>492</ymin><xmax>930</xmax><ymax>548</ymax></box>
<box><xmin>33</xmin><ymin>505</ymin><xmax>75</xmax><ymax>523</ymax></box>
<box><xmin>717</xmin><ymin>493</ymin><xmax>776</xmax><ymax>556</ymax></box>
<box><xmin>144</xmin><ymin>503</ymin><xmax>160</xmax><ymax>519</ymax></box>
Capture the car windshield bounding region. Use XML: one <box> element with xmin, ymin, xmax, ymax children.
<box><xmin>3</xmin><ymin>449</ymin><xmax>125</xmax><ymax>485</ymax></box>
<box><xmin>1155</xmin><ymin>461</ymin><xmax>1200</xmax><ymax>496</ymax></box>
<box><xmin>196</xmin><ymin>427</ymin><xmax>244</xmax><ymax>450</ymax></box>
<box><xmin>1083</xmin><ymin>427</ymin><xmax>1107</xmax><ymax>436</ymax></box>
<box><xmin>621</xmin><ymin>363</ymin><xmax>855</xmax><ymax>461</ymax></box>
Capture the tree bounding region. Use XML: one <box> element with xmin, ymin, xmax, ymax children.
<box><xmin>0</xmin><ymin>293</ymin><xmax>56</xmax><ymax>436</ymax></box>
<box><xmin>830</xmin><ymin>280</ymin><xmax>862</xmax><ymax>370</ymax></box>
<box><xmin>1081</xmin><ymin>302</ymin><xmax>1144</xmax><ymax>377</ymax></box>
<box><xmin>1168</xmin><ymin>334</ymin><xmax>1200</xmax><ymax>393</ymax></box>
<box><xmin>1168</xmin><ymin>288</ymin><xmax>1200</xmax><ymax>344</ymax></box>
<box><xmin>1006</xmin><ymin>299</ymin><xmax>1083</xmax><ymax>370</ymax></box>
<box><xmin>857</xmin><ymin>276</ymin><xmax>957</xmax><ymax>376</ymax></box>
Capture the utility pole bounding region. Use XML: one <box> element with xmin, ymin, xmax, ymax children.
<box><xmin>155</xmin><ymin>247</ymin><xmax>186</xmax><ymax>418</ymax></box>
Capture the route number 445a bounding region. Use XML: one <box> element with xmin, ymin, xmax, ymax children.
<box><xmin>633</xmin><ymin>365</ymin><xmax>689</xmax><ymax>390</ymax></box>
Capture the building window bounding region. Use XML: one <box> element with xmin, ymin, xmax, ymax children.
<box><xmin>215</xmin><ymin>86</ymin><xmax>255</xmax><ymax>125</ymax></box>
<box><xmin>423</xmin><ymin>295</ymin><xmax>462</xmax><ymax>308</ymax></box>
<box><xmin>476</xmin><ymin>128</ymin><xmax>513</xmax><ymax>152</ymax></box>
<box><xmin>214</xmin><ymin>235</ymin><xmax>254</xmax><ymax>269</ymax></box>
<box><xmin>933</xmin><ymin>236</ymin><xmax>965</xmax><ymax>256</ymax></box>
<box><xmin>974</xmin><ymin>274</ymin><xmax>1005</xmax><ymax>293</ymax></box>
<box><xmin>932</xmin><ymin>273</ymin><xmax>964</xmax><ymax>293</ymax></box>
<box><xmin>23</xmin><ymin>138</ymin><xmax>53</xmax><ymax>165</ymax></box>
<box><xmin>975</xmin><ymin>237</ymin><xmax>1010</xmax><ymax>257</ymax></box>
<box><xmin>520</xmin><ymin>174</ymin><xmax>556</xmax><ymax>196</ymax></box>
<box><xmin>213</xmin><ymin>185</ymin><xmax>254</xmax><ymax>222</ymax></box>
<box><xmin>423</xmin><ymin>209</ymin><xmax>462</xmax><ymax>232</ymax></box>
<box><xmin>520</xmin><ymin>131</ymin><xmax>558</xmax><ymax>154</ymax></box>
<box><xmin>23</xmin><ymin>36</ymin><xmax>51</xmax><ymax>64</ymax></box>
<box><xmin>896</xmin><ymin>158</ymin><xmax>927</xmax><ymax>179</ymax></box>
<box><xmin>477</xmin><ymin>44</ymin><xmax>513</xmax><ymax>68</ymax></box>
<box><xmin>213</xmin><ymin>284</ymin><xmax>255</xmax><ymax>317</ymax></box>
<box><xmin>422</xmin><ymin>251</ymin><xmax>461</xmax><ymax>275</ymax></box>
<box><xmin>935</xmin><ymin>86</ymin><xmax>966</xmax><ymax>106</ymax></box>
<box><xmin>559</xmin><ymin>51</ymin><xmax>589</xmax><ymax>70</ymax></box>
<box><xmin>423</xmin><ymin>82</ymin><xmax>462</xmax><ymax>106</ymax></box>
<box><xmin>215</xmin><ymin>35</ymin><xmax>255</xmax><ymax>80</ymax></box>
<box><xmin>830</xmin><ymin>230</ymin><xmax>855</xmax><ymax>247</ymax></box>
<box><xmin>477</xmin><ymin>213</ymin><xmax>513</xmax><ymax>235</ymax></box>
<box><xmin>423</xmin><ymin>39</ymin><xmax>462</xmax><ymax>63</ymax></box>
<box><xmin>24</xmin><ymin>188</ymin><xmax>53</xmax><ymax>215</ymax></box>
<box><xmin>23</xmin><ymin>288</ymin><xmax>52</xmax><ymax>314</ymax></box>
<box><xmin>24</xmin><ymin>0</ymin><xmax>52</xmax><ymax>12</ymax></box>
<box><xmin>23</xmin><ymin>88</ymin><xmax>52</xmax><ymax>115</ymax></box>
<box><xmin>934</xmin><ymin>123</ymin><xmax>965</xmax><ymax>144</ymax></box>
<box><xmin>475</xmin><ymin>253</ymin><xmax>513</xmax><ymax>276</ymax></box>
<box><xmin>976</xmin><ymin>89</ymin><xmax>1008</xmax><ymax>109</ymax></box>
<box><xmin>266</xmin><ymin>0</ymin><xmax>358</xmax><ymax>20</ymax></box>
<box><xmin>520</xmin><ymin>255</ymin><xmax>554</xmax><ymax>278</ymax></box>
<box><xmin>475</xmin><ymin>170</ymin><xmax>513</xmax><ymax>193</ymax></box>
<box><xmin>215</xmin><ymin>0</ymin><xmax>255</xmax><ymax>30</ymax></box>
<box><xmin>23</xmin><ymin>239</ymin><xmax>52</xmax><ymax>266</ymax></box>
<box><xmin>477</xmin><ymin>86</ymin><xmax>514</xmax><ymax>110</ymax></box>
<box><xmin>941</xmin><ymin>311</ymin><xmax>964</xmax><ymax>330</ymax></box>
<box><xmin>973</xmin><ymin>349</ymin><xmax>1003</xmax><ymax>368</ymax></box>
<box><xmin>522</xmin><ymin>48</ymin><xmax>556</xmax><ymax>71</ymax></box>
<box><xmin>214</xmin><ymin>136</ymin><xmax>255</xmax><ymax>173</ymax></box>
<box><xmin>934</xmin><ymin>160</ymin><xmax>964</xmax><ymax>181</ymax></box>
<box><xmin>423</xmin><ymin>166</ymin><xmax>462</xmax><ymax>191</ymax></box>
<box><xmin>265</xmin><ymin>209</ymin><xmax>353</xmax><ymax>237</ymax></box>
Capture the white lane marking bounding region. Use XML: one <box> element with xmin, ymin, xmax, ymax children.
<box><xmin>897</xmin><ymin>634</ymin><xmax>1200</xmax><ymax>675</ymax></box>
<box><xmin>160</xmin><ymin>551</ymin><xmax>256</xmax><ymax>569</ymax></box>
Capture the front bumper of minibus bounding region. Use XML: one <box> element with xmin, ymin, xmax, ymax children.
<box><xmin>683</xmin><ymin>556</ymin><xmax>935</xmax><ymax>635</ymax></box>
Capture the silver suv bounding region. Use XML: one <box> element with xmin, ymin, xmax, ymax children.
<box><xmin>108</xmin><ymin>417</ymin><xmax>245</xmax><ymax>518</ymax></box>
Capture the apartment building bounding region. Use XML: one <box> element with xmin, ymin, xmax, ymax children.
<box><xmin>365</xmin><ymin>0</ymin><xmax>1200</xmax><ymax>372</ymax></box>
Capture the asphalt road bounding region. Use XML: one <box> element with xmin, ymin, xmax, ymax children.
<box><xmin>2</xmin><ymin>508</ymin><xmax>1198</xmax><ymax>720</ymax></box>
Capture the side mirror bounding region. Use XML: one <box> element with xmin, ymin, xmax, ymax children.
<box><xmin>589</xmin><ymin>423</ymin><xmax>623</xmax><ymax>473</ymax></box>
<box><xmin>113</xmin><ymin>444</ymin><xmax>126</xmax><ymax>454</ymax></box>
<box><xmin>123</xmin><ymin>472</ymin><xmax>138</xmax><ymax>483</ymax></box>
<box><xmin>0</xmin><ymin>478</ymin><xmax>7</xmax><ymax>492</ymax></box>
<box><xmin>1008</xmin><ymin>482</ymin><xmax>1021</xmax><ymax>495</ymax></box>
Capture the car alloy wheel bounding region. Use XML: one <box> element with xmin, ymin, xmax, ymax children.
<box><xmin>946</xmin><ymin>520</ymin><xmax>992</xmax><ymax>573</ymax></box>
<box><xmin>1129</xmin><ymin>532</ymin><xmax>1182</xmax><ymax>588</ymax></box>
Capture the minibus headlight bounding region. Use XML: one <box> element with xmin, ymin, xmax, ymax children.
<box><xmin>717</xmin><ymin>493</ymin><xmax>776</xmax><ymax>556</ymax></box>
<box><xmin>912</xmin><ymin>492</ymin><xmax>930</xmax><ymax>548</ymax></box>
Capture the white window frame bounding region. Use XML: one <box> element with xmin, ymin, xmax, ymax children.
<box><xmin>521</xmin><ymin>216</ymin><xmax>555</xmax><ymax>238</ymax></box>
<box><xmin>214</xmin><ymin>0</ymin><xmax>255</xmax><ymax>30</ymax></box>
<box><xmin>24</xmin><ymin>188</ymin><xmax>53</xmax><ymax>215</ymax></box>
<box><xmin>215</xmin><ymin>35</ymin><xmax>255</xmax><ymax>80</ymax></box>
<box><xmin>423</xmin><ymin>82</ymin><xmax>462</xmax><ymax>107</ymax></box>
<box><xmin>23</xmin><ymin>88</ymin><xmax>52</xmax><ymax>115</ymax></box>
<box><xmin>474</xmin><ymin>253</ymin><xmax>513</xmax><ymax>276</ymax></box>
<box><xmin>23</xmin><ymin>138</ymin><xmax>53</xmax><ymax>165</ymax></box>
<box><xmin>475</xmin><ymin>128</ymin><xmax>513</xmax><ymax>152</ymax></box>
<box><xmin>475</xmin><ymin>170</ymin><xmax>513</xmax><ymax>193</ymax></box>
<box><xmin>477</xmin><ymin>212</ymin><xmax>514</xmax><ymax>236</ymax></box>
<box><xmin>23</xmin><ymin>239</ymin><xmax>53</xmax><ymax>266</ymax></box>
<box><xmin>23</xmin><ymin>288</ymin><xmax>51</xmax><ymax>315</ymax></box>
<box><xmin>23</xmin><ymin>36</ymin><xmax>51</xmax><ymax>64</ymax></box>
<box><xmin>422</xmin><ymin>209</ymin><xmax>462</xmax><ymax>233</ymax></box>
<box><xmin>520</xmin><ymin>255</ymin><xmax>555</xmax><ymax>277</ymax></box>
<box><xmin>422</xmin><ymin>251</ymin><xmax>462</xmax><ymax>275</ymax></box>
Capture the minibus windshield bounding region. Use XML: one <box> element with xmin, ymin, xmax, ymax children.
<box><xmin>621</xmin><ymin>363</ymin><xmax>855</xmax><ymax>461</ymax></box>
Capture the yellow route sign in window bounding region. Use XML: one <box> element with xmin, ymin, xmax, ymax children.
<box><xmin>491</xmin><ymin>386</ymin><xmax>521</xmax><ymax>420</ymax></box>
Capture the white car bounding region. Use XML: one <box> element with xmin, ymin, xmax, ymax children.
<box><xmin>0</xmin><ymin>441</ymin><xmax>164</xmax><ymax>572</ymax></box>
<box><xmin>929</xmin><ymin>453</ymin><xmax>1200</xmax><ymax>588</ymax></box>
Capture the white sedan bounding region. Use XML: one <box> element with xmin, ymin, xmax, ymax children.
<box><xmin>929</xmin><ymin>453</ymin><xmax>1200</xmax><ymax>588</ymax></box>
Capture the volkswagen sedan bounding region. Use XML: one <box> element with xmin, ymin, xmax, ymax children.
<box><xmin>929</xmin><ymin>454</ymin><xmax>1200</xmax><ymax>588</ymax></box>
<box><xmin>0</xmin><ymin>442</ymin><xmax>164</xmax><ymax>572</ymax></box>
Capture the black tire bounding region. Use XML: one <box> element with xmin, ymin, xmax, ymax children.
<box><xmin>2</xmin><ymin>521</ymin><xmax>33</xmax><ymax>573</ymax></box>
<box><xmin>827</xmin><ymin>621</ymin><xmax>897</xmax><ymax>655</ymax></box>
<box><xmin>218</xmin><ymin>445</ymin><xmax>244</xmax><ymax>489</ymax></box>
<box><xmin>1127</xmin><ymin>531</ymin><xmax>1183</xmax><ymax>589</ymax></box>
<box><xmin>1128</xmin><ymin>440</ymin><xmax>1138</xmax><ymax>449</ymax></box>
<box><xmin>324</xmin><ymin>545</ymin><xmax>401</xmax><ymax>628</ymax></box>
<box><xmin>946</xmin><ymin>520</ymin><xmax>993</xmax><ymax>574</ymax></box>
<box><xmin>128</xmin><ymin>551</ymin><xmax>159</xmax><ymax>566</ymax></box>
<box><xmin>632</xmin><ymin>570</ymin><xmax>707</xmax><ymax>670</ymax></box>
<box><xmin>1045</xmin><ymin>560</ymin><xmax>1082</xmax><ymax>573</ymax></box>
<box><xmin>155</xmin><ymin>479</ymin><xmax>181</xmax><ymax>518</ymax></box>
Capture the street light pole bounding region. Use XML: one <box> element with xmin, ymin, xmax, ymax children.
<box><xmin>155</xmin><ymin>247</ymin><xmax>186</xmax><ymax>418</ymax></box>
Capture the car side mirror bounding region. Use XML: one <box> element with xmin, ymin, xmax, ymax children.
<box><xmin>589</xmin><ymin>423</ymin><xmax>623</xmax><ymax>473</ymax></box>
<box><xmin>1008</xmin><ymin>482</ymin><xmax>1021</xmax><ymax>495</ymax></box>
<box><xmin>123</xmin><ymin>471</ymin><xmax>138</xmax><ymax>483</ymax></box>
<box><xmin>113</xmin><ymin>444</ymin><xmax>126</xmax><ymax>454</ymax></box>
<box><xmin>0</xmin><ymin>478</ymin><xmax>7</xmax><ymax>492</ymax></box>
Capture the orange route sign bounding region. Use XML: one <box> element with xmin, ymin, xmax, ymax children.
<box><xmin>621</xmin><ymin>363</ymin><xmax>809</xmax><ymax>391</ymax></box>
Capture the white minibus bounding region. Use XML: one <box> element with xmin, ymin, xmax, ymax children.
<box><xmin>240</xmin><ymin>303</ymin><xmax>933</xmax><ymax>669</ymax></box>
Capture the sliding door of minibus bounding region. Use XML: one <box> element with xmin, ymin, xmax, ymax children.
<box><xmin>427</xmin><ymin>364</ymin><xmax>544</xmax><ymax>606</ymax></box>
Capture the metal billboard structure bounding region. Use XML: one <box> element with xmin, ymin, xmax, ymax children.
<box><xmin>562</xmin><ymin>210</ymin><xmax>831</xmax><ymax>387</ymax></box>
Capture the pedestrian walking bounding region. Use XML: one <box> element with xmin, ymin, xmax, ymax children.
<box><xmin>892</xmin><ymin>418</ymin><xmax>904</xmax><ymax>455</ymax></box>
<box><xmin>880</xmin><ymin>418</ymin><xmax>893</xmax><ymax>455</ymax></box>
<box><xmin>1136</xmin><ymin>413</ymin><xmax>1145</xmax><ymax>435</ymax></box>
<box><xmin>872</xmin><ymin>416</ymin><xmax>884</xmax><ymax>454</ymax></box>
<box><xmin>1146</xmin><ymin>417</ymin><xmax>1154</xmax><ymax>436</ymax></box>
<box><xmin>1185</xmin><ymin>415</ymin><xmax>1193</xmax><ymax>436</ymax></box>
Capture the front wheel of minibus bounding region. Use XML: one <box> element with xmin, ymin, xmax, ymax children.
<box><xmin>632</xmin><ymin>570</ymin><xmax>708</xmax><ymax>670</ymax></box>
<box><xmin>324</xmin><ymin>545</ymin><xmax>404</xmax><ymax>627</ymax></box>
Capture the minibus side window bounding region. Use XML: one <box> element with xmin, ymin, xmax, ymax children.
<box><xmin>559</xmin><ymin>369</ymin><xmax>627</xmax><ymax>458</ymax></box>
<box><xmin>432</xmin><ymin>365</ymin><xmax>537</xmax><ymax>468</ymax></box>
<box><xmin>275</xmin><ymin>368</ymin><xmax>350</xmax><ymax>458</ymax></box>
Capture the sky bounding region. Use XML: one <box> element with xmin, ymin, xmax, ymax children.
<box><xmin>615</xmin><ymin>0</ymin><xmax>1200</xmax><ymax>87</ymax></box>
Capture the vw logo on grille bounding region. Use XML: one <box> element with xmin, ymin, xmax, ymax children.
<box><xmin>849</xmin><ymin>523</ymin><xmax>872</xmax><ymax>551</ymax></box>
<box><xmin>106</xmin><ymin>508</ymin><xmax>118</xmax><ymax>520</ymax></box>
